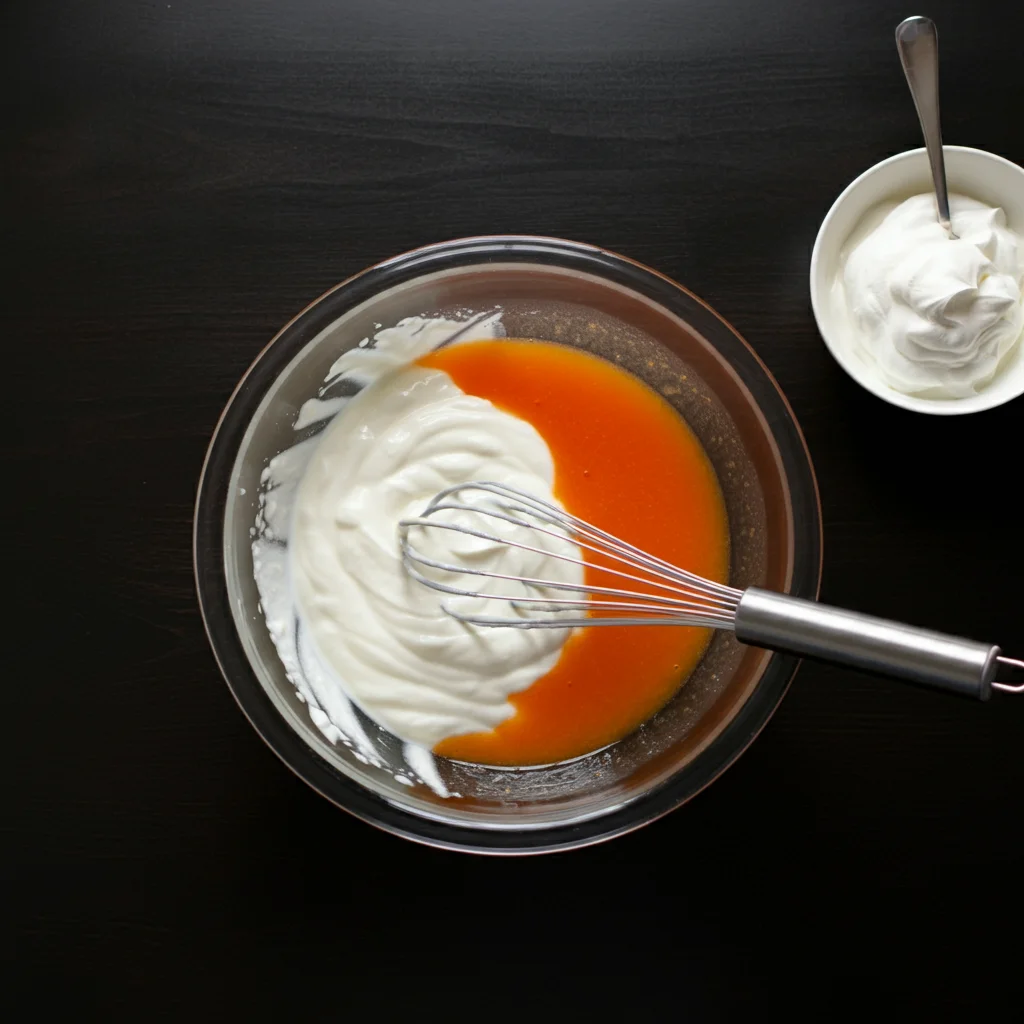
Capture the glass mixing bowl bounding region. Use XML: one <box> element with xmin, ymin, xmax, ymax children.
<box><xmin>194</xmin><ymin>236</ymin><xmax>821</xmax><ymax>853</ymax></box>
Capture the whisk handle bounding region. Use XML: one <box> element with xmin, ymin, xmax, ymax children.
<box><xmin>734</xmin><ymin>588</ymin><xmax>998</xmax><ymax>700</ymax></box>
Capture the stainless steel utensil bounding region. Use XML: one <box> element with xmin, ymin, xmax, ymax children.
<box><xmin>400</xmin><ymin>482</ymin><xmax>1023</xmax><ymax>701</ymax></box>
<box><xmin>896</xmin><ymin>16</ymin><xmax>957</xmax><ymax>237</ymax></box>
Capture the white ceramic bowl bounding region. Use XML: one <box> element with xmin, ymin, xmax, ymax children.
<box><xmin>810</xmin><ymin>146</ymin><xmax>1024</xmax><ymax>415</ymax></box>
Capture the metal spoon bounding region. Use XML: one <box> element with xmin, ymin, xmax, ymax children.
<box><xmin>895</xmin><ymin>16</ymin><xmax>957</xmax><ymax>238</ymax></box>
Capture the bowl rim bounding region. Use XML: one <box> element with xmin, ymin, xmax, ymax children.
<box><xmin>194</xmin><ymin>234</ymin><xmax>823</xmax><ymax>854</ymax></box>
<box><xmin>809</xmin><ymin>145</ymin><xmax>1024</xmax><ymax>416</ymax></box>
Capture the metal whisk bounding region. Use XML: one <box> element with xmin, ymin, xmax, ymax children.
<box><xmin>399</xmin><ymin>482</ymin><xmax>1024</xmax><ymax>701</ymax></box>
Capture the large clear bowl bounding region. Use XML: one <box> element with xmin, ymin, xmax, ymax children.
<box><xmin>194</xmin><ymin>236</ymin><xmax>821</xmax><ymax>853</ymax></box>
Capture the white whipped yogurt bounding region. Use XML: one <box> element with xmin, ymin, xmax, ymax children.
<box><xmin>838</xmin><ymin>193</ymin><xmax>1024</xmax><ymax>397</ymax></box>
<box><xmin>252</xmin><ymin>312</ymin><xmax>580</xmax><ymax>779</ymax></box>
<box><xmin>291</xmin><ymin>362</ymin><xmax>581</xmax><ymax>749</ymax></box>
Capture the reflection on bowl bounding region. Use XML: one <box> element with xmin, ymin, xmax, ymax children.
<box><xmin>194</xmin><ymin>236</ymin><xmax>821</xmax><ymax>853</ymax></box>
<box><xmin>810</xmin><ymin>146</ymin><xmax>1024</xmax><ymax>415</ymax></box>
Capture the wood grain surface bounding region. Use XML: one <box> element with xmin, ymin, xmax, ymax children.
<box><xmin>5</xmin><ymin>0</ymin><xmax>1023</xmax><ymax>1014</ymax></box>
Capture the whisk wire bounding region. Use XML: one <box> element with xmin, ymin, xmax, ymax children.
<box><xmin>401</xmin><ymin>509</ymin><xmax>737</xmax><ymax>609</ymax></box>
<box><xmin>464</xmin><ymin>481</ymin><xmax>739</xmax><ymax>599</ymax></box>
<box><xmin>398</xmin><ymin>481</ymin><xmax>741</xmax><ymax>629</ymax></box>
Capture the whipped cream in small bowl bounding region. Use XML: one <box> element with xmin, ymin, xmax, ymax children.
<box><xmin>811</xmin><ymin>146</ymin><xmax>1024</xmax><ymax>414</ymax></box>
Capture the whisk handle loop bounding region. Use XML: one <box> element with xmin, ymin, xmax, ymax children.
<box><xmin>734</xmin><ymin>588</ymin><xmax>998</xmax><ymax>700</ymax></box>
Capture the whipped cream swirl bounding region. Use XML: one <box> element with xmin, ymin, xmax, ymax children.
<box><xmin>841</xmin><ymin>193</ymin><xmax>1024</xmax><ymax>397</ymax></box>
<box><xmin>291</xmin><ymin>363</ymin><xmax>581</xmax><ymax>749</ymax></box>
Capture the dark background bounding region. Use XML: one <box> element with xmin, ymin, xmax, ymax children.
<box><xmin>5</xmin><ymin>0</ymin><xmax>1023</xmax><ymax>1015</ymax></box>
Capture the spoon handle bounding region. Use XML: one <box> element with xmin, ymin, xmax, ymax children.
<box><xmin>895</xmin><ymin>16</ymin><xmax>954</xmax><ymax>236</ymax></box>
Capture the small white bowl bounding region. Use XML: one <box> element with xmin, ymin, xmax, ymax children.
<box><xmin>810</xmin><ymin>146</ymin><xmax>1024</xmax><ymax>415</ymax></box>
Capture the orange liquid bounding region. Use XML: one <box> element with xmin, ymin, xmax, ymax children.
<box><xmin>419</xmin><ymin>340</ymin><xmax>729</xmax><ymax>766</ymax></box>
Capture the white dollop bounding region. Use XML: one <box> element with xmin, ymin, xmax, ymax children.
<box><xmin>251</xmin><ymin>311</ymin><xmax>578</xmax><ymax>789</ymax></box>
<box><xmin>253</xmin><ymin>313</ymin><xmax>519</xmax><ymax>790</ymax></box>
<box><xmin>290</xmin><ymin>363</ymin><xmax>581</xmax><ymax>749</ymax></box>
<box><xmin>838</xmin><ymin>193</ymin><xmax>1024</xmax><ymax>397</ymax></box>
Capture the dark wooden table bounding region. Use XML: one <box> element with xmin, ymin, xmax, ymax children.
<box><xmin>7</xmin><ymin>0</ymin><xmax>1023</xmax><ymax>1014</ymax></box>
